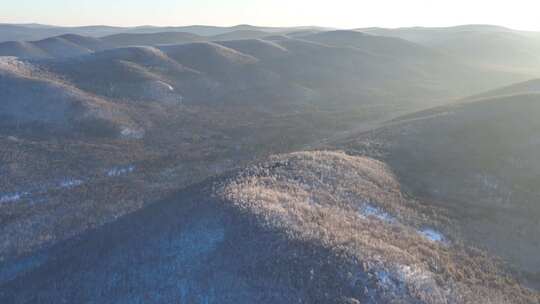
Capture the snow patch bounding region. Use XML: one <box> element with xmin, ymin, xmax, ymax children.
<box><xmin>163</xmin><ymin>82</ymin><xmax>174</xmax><ymax>92</ymax></box>
<box><xmin>142</xmin><ymin>80</ymin><xmax>184</xmax><ymax>104</ymax></box>
<box><xmin>398</xmin><ymin>264</ymin><xmax>445</xmax><ymax>299</ymax></box>
<box><xmin>107</xmin><ymin>165</ymin><xmax>136</xmax><ymax>177</ymax></box>
<box><xmin>371</xmin><ymin>263</ymin><xmax>444</xmax><ymax>301</ymax></box>
<box><xmin>0</xmin><ymin>192</ymin><xmax>29</xmax><ymax>204</ymax></box>
<box><xmin>376</xmin><ymin>269</ymin><xmax>403</xmax><ymax>291</ymax></box>
<box><xmin>359</xmin><ymin>204</ymin><xmax>395</xmax><ymax>223</ymax></box>
<box><xmin>120</xmin><ymin>127</ymin><xmax>145</xmax><ymax>139</ymax></box>
<box><xmin>398</xmin><ymin>264</ymin><xmax>433</xmax><ymax>284</ymax></box>
<box><xmin>477</xmin><ymin>173</ymin><xmax>500</xmax><ymax>190</ymax></box>
<box><xmin>59</xmin><ymin>179</ymin><xmax>84</xmax><ymax>189</ymax></box>
<box><xmin>419</xmin><ymin>228</ymin><xmax>445</xmax><ymax>243</ymax></box>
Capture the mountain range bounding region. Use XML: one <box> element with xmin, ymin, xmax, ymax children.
<box><xmin>0</xmin><ymin>23</ymin><xmax>330</xmax><ymax>42</ymax></box>
<box><xmin>1</xmin><ymin>23</ymin><xmax>540</xmax><ymax>303</ymax></box>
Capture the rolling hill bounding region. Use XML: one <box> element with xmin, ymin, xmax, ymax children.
<box><xmin>300</xmin><ymin>30</ymin><xmax>440</xmax><ymax>60</ymax></box>
<box><xmin>45</xmin><ymin>46</ymin><xmax>201</xmax><ymax>104</ymax></box>
<box><xmin>0</xmin><ymin>34</ymin><xmax>112</xmax><ymax>59</ymax></box>
<box><xmin>0</xmin><ymin>57</ymin><xmax>137</xmax><ymax>137</ymax></box>
<box><xmin>335</xmin><ymin>81</ymin><xmax>540</xmax><ymax>289</ymax></box>
<box><xmin>0</xmin><ymin>24</ymin><xmax>126</xmax><ymax>42</ymax></box>
<box><xmin>358</xmin><ymin>25</ymin><xmax>540</xmax><ymax>76</ymax></box>
<box><xmin>216</xmin><ymin>39</ymin><xmax>289</xmax><ymax>60</ymax></box>
<box><xmin>101</xmin><ymin>31</ymin><xmax>206</xmax><ymax>47</ymax></box>
<box><xmin>0</xmin><ymin>30</ymin><xmax>302</xmax><ymax>59</ymax></box>
<box><xmin>1</xmin><ymin>151</ymin><xmax>536</xmax><ymax>303</ymax></box>
<box><xmin>210</xmin><ymin>29</ymin><xmax>273</xmax><ymax>41</ymax></box>
<box><xmin>27</xmin><ymin>33</ymin><xmax>523</xmax><ymax>111</ymax></box>
<box><xmin>0</xmin><ymin>33</ymin><xmax>533</xmax><ymax>202</ymax></box>
<box><xmin>2</xmin><ymin>24</ymin><xmax>540</xmax><ymax>302</ymax></box>
<box><xmin>468</xmin><ymin>78</ymin><xmax>540</xmax><ymax>100</ymax></box>
<box><xmin>0</xmin><ymin>23</ymin><xmax>329</xmax><ymax>42</ymax></box>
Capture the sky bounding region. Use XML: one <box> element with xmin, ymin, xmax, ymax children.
<box><xmin>2</xmin><ymin>0</ymin><xmax>540</xmax><ymax>31</ymax></box>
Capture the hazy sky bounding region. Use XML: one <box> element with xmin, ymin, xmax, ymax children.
<box><xmin>2</xmin><ymin>0</ymin><xmax>540</xmax><ymax>30</ymax></box>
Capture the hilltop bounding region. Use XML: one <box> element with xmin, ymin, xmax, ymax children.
<box><xmin>1</xmin><ymin>151</ymin><xmax>536</xmax><ymax>303</ymax></box>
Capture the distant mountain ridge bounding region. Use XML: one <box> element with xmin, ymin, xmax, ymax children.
<box><xmin>0</xmin><ymin>30</ymin><xmax>308</xmax><ymax>58</ymax></box>
<box><xmin>0</xmin><ymin>31</ymin><xmax>531</xmax><ymax>139</ymax></box>
<box><xmin>0</xmin><ymin>23</ymin><xmax>330</xmax><ymax>42</ymax></box>
<box><xmin>0</xmin><ymin>34</ymin><xmax>113</xmax><ymax>59</ymax></box>
<box><xmin>357</xmin><ymin>24</ymin><xmax>540</xmax><ymax>76</ymax></box>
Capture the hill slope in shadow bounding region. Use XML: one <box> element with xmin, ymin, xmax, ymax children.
<box><xmin>335</xmin><ymin>83</ymin><xmax>540</xmax><ymax>289</ymax></box>
<box><xmin>1</xmin><ymin>151</ymin><xmax>536</xmax><ymax>303</ymax></box>
<box><xmin>0</xmin><ymin>57</ymin><xmax>137</xmax><ymax>138</ymax></box>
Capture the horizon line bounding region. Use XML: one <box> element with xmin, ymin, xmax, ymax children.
<box><xmin>0</xmin><ymin>22</ymin><xmax>537</xmax><ymax>32</ymax></box>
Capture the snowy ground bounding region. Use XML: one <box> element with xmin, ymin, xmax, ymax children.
<box><xmin>0</xmin><ymin>164</ymin><xmax>136</xmax><ymax>206</ymax></box>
